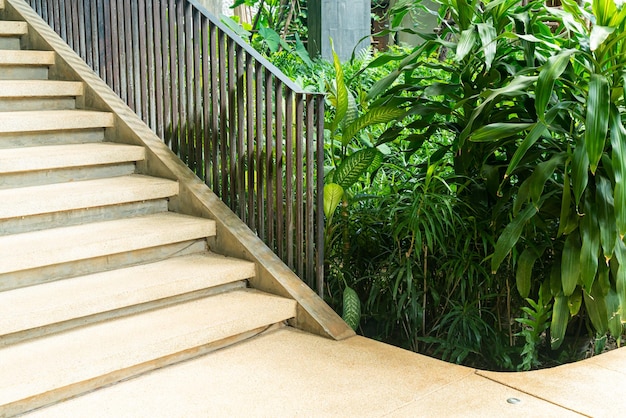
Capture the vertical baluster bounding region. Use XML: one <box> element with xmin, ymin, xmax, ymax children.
<box><xmin>138</xmin><ymin>0</ymin><xmax>149</xmax><ymax>124</ymax></box>
<box><xmin>219</xmin><ymin>30</ymin><xmax>229</xmax><ymax>201</ymax></box>
<box><xmin>255</xmin><ymin>63</ymin><xmax>265</xmax><ymax>240</ymax></box>
<box><xmin>202</xmin><ymin>17</ymin><xmax>212</xmax><ymax>186</ymax></box>
<box><xmin>176</xmin><ymin>2</ymin><xmax>186</xmax><ymax>158</ymax></box>
<box><xmin>146</xmin><ymin>0</ymin><xmax>157</xmax><ymax>132</ymax></box>
<box><xmin>236</xmin><ymin>46</ymin><xmax>246</xmax><ymax>221</ymax></box>
<box><xmin>184</xmin><ymin>2</ymin><xmax>195</xmax><ymax>172</ymax></box>
<box><xmin>285</xmin><ymin>90</ymin><xmax>294</xmax><ymax>269</ymax></box>
<box><xmin>167</xmin><ymin>0</ymin><xmax>179</xmax><ymax>151</ymax></box>
<box><xmin>209</xmin><ymin>24</ymin><xmax>220</xmax><ymax>192</ymax></box>
<box><xmin>159</xmin><ymin>0</ymin><xmax>170</xmax><ymax>141</ymax></box>
<box><xmin>305</xmin><ymin>95</ymin><xmax>316</xmax><ymax>289</ymax></box>
<box><xmin>227</xmin><ymin>38</ymin><xmax>237</xmax><ymax>209</ymax></box>
<box><xmin>315</xmin><ymin>94</ymin><xmax>326</xmax><ymax>296</ymax></box>
<box><xmin>275</xmin><ymin>81</ymin><xmax>284</xmax><ymax>260</ymax></box>
<box><xmin>295</xmin><ymin>95</ymin><xmax>305</xmax><ymax>279</ymax></box>
<box><xmin>152</xmin><ymin>0</ymin><xmax>164</xmax><ymax>139</ymax></box>
<box><xmin>246</xmin><ymin>54</ymin><xmax>256</xmax><ymax>232</ymax></box>
<box><xmin>82</xmin><ymin>0</ymin><xmax>93</xmax><ymax>68</ymax></box>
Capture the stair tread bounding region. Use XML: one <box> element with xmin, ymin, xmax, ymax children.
<box><xmin>0</xmin><ymin>174</ymin><xmax>179</xmax><ymax>219</ymax></box>
<box><xmin>0</xmin><ymin>80</ymin><xmax>83</xmax><ymax>97</ymax></box>
<box><xmin>0</xmin><ymin>21</ymin><xmax>27</xmax><ymax>36</ymax></box>
<box><xmin>0</xmin><ymin>50</ymin><xmax>55</xmax><ymax>65</ymax></box>
<box><xmin>0</xmin><ymin>253</ymin><xmax>256</xmax><ymax>337</ymax></box>
<box><xmin>0</xmin><ymin>142</ymin><xmax>145</xmax><ymax>174</ymax></box>
<box><xmin>0</xmin><ymin>109</ymin><xmax>114</xmax><ymax>133</ymax></box>
<box><xmin>0</xmin><ymin>289</ymin><xmax>296</xmax><ymax>407</ymax></box>
<box><xmin>0</xmin><ymin>212</ymin><xmax>217</xmax><ymax>275</ymax></box>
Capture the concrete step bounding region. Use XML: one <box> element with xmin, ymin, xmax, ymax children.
<box><xmin>0</xmin><ymin>80</ymin><xmax>84</xmax><ymax>111</ymax></box>
<box><xmin>0</xmin><ymin>212</ymin><xmax>216</xmax><ymax>275</ymax></box>
<box><xmin>0</xmin><ymin>21</ymin><xmax>27</xmax><ymax>50</ymax></box>
<box><xmin>0</xmin><ymin>50</ymin><xmax>55</xmax><ymax>79</ymax></box>
<box><xmin>0</xmin><ymin>289</ymin><xmax>296</xmax><ymax>417</ymax></box>
<box><xmin>0</xmin><ymin>109</ymin><xmax>113</xmax><ymax>134</ymax></box>
<box><xmin>0</xmin><ymin>142</ymin><xmax>144</xmax><ymax>175</ymax></box>
<box><xmin>0</xmin><ymin>174</ymin><xmax>179</xmax><ymax>220</ymax></box>
<box><xmin>0</xmin><ymin>253</ymin><xmax>256</xmax><ymax>345</ymax></box>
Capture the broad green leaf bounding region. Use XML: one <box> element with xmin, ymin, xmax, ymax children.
<box><xmin>580</xmin><ymin>197</ymin><xmax>600</xmax><ymax>293</ymax></box>
<box><xmin>617</xmin><ymin>260</ymin><xmax>626</xmax><ymax>319</ymax></box>
<box><xmin>610</xmin><ymin>106</ymin><xmax>626</xmax><ymax>237</ymax></box>
<box><xmin>585</xmin><ymin>74</ymin><xmax>609</xmax><ymax>174</ymax></box>
<box><xmin>469</xmin><ymin>123</ymin><xmax>533</xmax><ymax>142</ymax></box>
<box><xmin>323</xmin><ymin>183</ymin><xmax>344</xmax><ymax>221</ymax></box>
<box><xmin>572</xmin><ymin>139</ymin><xmax>589</xmax><ymax>208</ymax></box>
<box><xmin>455</xmin><ymin>27</ymin><xmax>476</xmax><ymax>62</ymax></box>
<box><xmin>550</xmin><ymin>294</ymin><xmax>570</xmax><ymax>350</ymax></box>
<box><xmin>293</xmin><ymin>33</ymin><xmax>313</xmax><ymax>68</ymax></box>
<box><xmin>366</xmin><ymin>46</ymin><xmax>424</xmax><ymax>100</ymax></box>
<box><xmin>492</xmin><ymin>204</ymin><xmax>538</xmax><ymax>274</ymax></box>
<box><xmin>562</xmin><ymin>231</ymin><xmax>581</xmax><ymax>296</ymax></box>
<box><xmin>595</xmin><ymin>175</ymin><xmax>617</xmax><ymax>261</ymax></box>
<box><xmin>506</xmin><ymin>122</ymin><xmax>548</xmax><ymax>178</ymax></box>
<box><xmin>516</xmin><ymin>247</ymin><xmax>542</xmax><ymax>298</ymax></box>
<box><xmin>583</xmin><ymin>281</ymin><xmax>609</xmax><ymax>334</ymax></box>
<box><xmin>590</xmin><ymin>25</ymin><xmax>615</xmax><ymax>51</ymax></box>
<box><xmin>342</xmin><ymin>286</ymin><xmax>361</xmax><ymax>331</ymax></box>
<box><xmin>535</xmin><ymin>49</ymin><xmax>576</xmax><ymax>120</ymax></box>
<box><xmin>341</xmin><ymin>107</ymin><xmax>406</xmax><ymax>146</ymax></box>
<box><xmin>568</xmin><ymin>288</ymin><xmax>583</xmax><ymax>316</ymax></box>
<box><xmin>476</xmin><ymin>22</ymin><xmax>497</xmax><ymax>70</ymax></box>
<box><xmin>257</xmin><ymin>25</ymin><xmax>283</xmax><ymax>53</ymax></box>
<box><xmin>330</xmin><ymin>39</ymin><xmax>348</xmax><ymax>136</ymax></box>
<box><xmin>593</xmin><ymin>0</ymin><xmax>618</xmax><ymax>26</ymax></box>
<box><xmin>550</xmin><ymin>262</ymin><xmax>562</xmax><ymax>296</ymax></box>
<box><xmin>334</xmin><ymin>148</ymin><xmax>383</xmax><ymax>189</ymax></box>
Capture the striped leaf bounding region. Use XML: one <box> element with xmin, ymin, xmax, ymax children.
<box><xmin>341</xmin><ymin>107</ymin><xmax>406</xmax><ymax>146</ymax></box>
<box><xmin>535</xmin><ymin>49</ymin><xmax>576</xmax><ymax>120</ymax></box>
<box><xmin>492</xmin><ymin>204</ymin><xmax>538</xmax><ymax>274</ymax></box>
<box><xmin>342</xmin><ymin>286</ymin><xmax>361</xmax><ymax>331</ymax></box>
<box><xmin>516</xmin><ymin>247</ymin><xmax>542</xmax><ymax>298</ymax></box>
<box><xmin>605</xmin><ymin>289</ymin><xmax>623</xmax><ymax>339</ymax></box>
<box><xmin>595</xmin><ymin>175</ymin><xmax>617</xmax><ymax>261</ymax></box>
<box><xmin>610</xmin><ymin>106</ymin><xmax>626</xmax><ymax>237</ymax></box>
<box><xmin>585</xmin><ymin>74</ymin><xmax>609</xmax><ymax>174</ymax></box>
<box><xmin>550</xmin><ymin>294</ymin><xmax>570</xmax><ymax>350</ymax></box>
<box><xmin>580</xmin><ymin>197</ymin><xmax>600</xmax><ymax>293</ymax></box>
<box><xmin>561</xmin><ymin>231</ymin><xmax>581</xmax><ymax>296</ymax></box>
<box><xmin>334</xmin><ymin>148</ymin><xmax>383</xmax><ymax>190</ymax></box>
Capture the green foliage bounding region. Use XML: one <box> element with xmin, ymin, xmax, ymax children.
<box><xmin>516</xmin><ymin>292</ymin><xmax>552</xmax><ymax>371</ymax></box>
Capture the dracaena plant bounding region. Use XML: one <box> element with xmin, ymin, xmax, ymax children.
<box><xmin>491</xmin><ymin>0</ymin><xmax>626</xmax><ymax>349</ymax></box>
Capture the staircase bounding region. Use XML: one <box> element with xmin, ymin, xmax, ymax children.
<box><xmin>0</xmin><ymin>1</ymin><xmax>324</xmax><ymax>415</ymax></box>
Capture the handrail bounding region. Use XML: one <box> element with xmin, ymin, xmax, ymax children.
<box><xmin>26</xmin><ymin>0</ymin><xmax>326</xmax><ymax>296</ymax></box>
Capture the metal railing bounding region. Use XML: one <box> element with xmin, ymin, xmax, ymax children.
<box><xmin>27</xmin><ymin>0</ymin><xmax>325</xmax><ymax>295</ymax></box>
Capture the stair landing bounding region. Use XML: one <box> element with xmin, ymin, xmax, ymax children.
<box><xmin>23</xmin><ymin>328</ymin><xmax>626</xmax><ymax>417</ymax></box>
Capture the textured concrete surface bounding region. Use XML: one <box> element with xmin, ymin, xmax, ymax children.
<box><xmin>25</xmin><ymin>328</ymin><xmax>610</xmax><ymax>417</ymax></box>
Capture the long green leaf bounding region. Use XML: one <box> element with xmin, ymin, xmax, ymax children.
<box><xmin>585</xmin><ymin>74</ymin><xmax>609</xmax><ymax>174</ymax></box>
<box><xmin>334</xmin><ymin>148</ymin><xmax>383</xmax><ymax>189</ymax></box>
<box><xmin>492</xmin><ymin>204</ymin><xmax>538</xmax><ymax>274</ymax></box>
<box><xmin>568</xmin><ymin>289</ymin><xmax>583</xmax><ymax>316</ymax></box>
<box><xmin>561</xmin><ymin>231</ymin><xmax>581</xmax><ymax>296</ymax></box>
<box><xmin>590</xmin><ymin>25</ymin><xmax>615</xmax><ymax>51</ymax></box>
<box><xmin>469</xmin><ymin>123</ymin><xmax>533</xmax><ymax>142</ymax></box>
<box><xmin>583</xmin><ymin>281</ymin><xmax>609</xmax><ymax>334</ymax></box>
<box><xmin>535</xmin><ymin>49</ymin><xmax>576</xmax><ymax>120</ymax></box>
<box><xmin>605</xmin><ymin>289</ymin><xmax>623</xmax><ymax>339</ymax></box>
<box><xmin>579</xmin><ymin>197</ymin><xmax>600</xmax><ymax>293</ymax></box>
<box><xmin>342</xmin><ymin>286</ymin><xmax>361</xmax><ymax>331</ymax></box>
<box><xmin>550</xmin><ymin>294</ymin><xmax>570</xmax><ymax>350</ymax></box>
<box><xmin>341</xmin><ymin>107</ymin><xmax>406</xmax><ymax>146</ymax></box>
<box><xmin>596</xmin><ymin>175</ymin><xmax>617</xmax><ymax>261</ymax></box>
<box><xmin>455</xmin><ymin>27</ymin><xmax>476</xmax><ymax>62</ymax></box>
<box><xmin>516</xmin><ymin>247</ymin><xmax>542</xmax><ymax>298</ymax></box>
<box><xmin>528</xmin><ymin>153</ymin><xmax>567</xmax><ymax>207</ymax></box>
<box><xmin>610</xmin><ymin>106</ymin><xmax>626</xmax><ymax>237</ymax></box>
<box><xmin>572</xmin><ymin>139</ymin><xmax>589</xmax><ymax>208</ymax></box>
<box><xmin>476</xmin><ymin>22</ymin><xmax>497</xmax><ymax>70</ymax></box>
<box><xmin>558</xmin><ymin>159</ymin><xmax>572</xmax><ymax>236</ymax></box>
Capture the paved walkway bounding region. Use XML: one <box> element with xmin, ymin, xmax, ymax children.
<box><xmin>24</xmin><ymin>327</ymin><xmax>625</xmax><ymax>417</ymax></box>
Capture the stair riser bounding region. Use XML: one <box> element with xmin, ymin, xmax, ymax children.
<box><xmin>0</xmin><ymin>163</ymin><xmax>136</xmax><ymax>190</ymax></box>
<box><xmin>0</xmin><ymin>281</ymin><xmax>248</xmax><ymax>347</ymax></box>
<box><xmin>0</xmin><ymin>200</ymin><xmax>169</xmax><ymax>236</ymax></box>
<box><xmin>0</xmin><ymin>129</ymin><xmax>104</xmax><ymax>149</ymax></box>
<box><xmin>0</xmin><ymin>37</ymin><xmax>20</xmax><ymax>50</ymax></box>
<box><xmin>0</xmin><ymin>239</ymin><xmax>209</xmax><ymax>292</ymax></box>
<box><xmin>0</xmin><ymin>66</ymin><xmax>47</xmax><ymax>79</ymax></box>
<box><xmin>0</xmin><ymin>97</ymin><xmax>75</xmax><ymax>111</ymax></box>
<box><xmin>0</xmin><ymin>324</ymin><xmax>283</xmax><ymax>418</ymax></box>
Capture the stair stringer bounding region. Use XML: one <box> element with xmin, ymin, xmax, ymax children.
<box><xmin>4</xmin><ymin>0</ymin><xmax>354</xmax><ymax>341</ymax></box>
